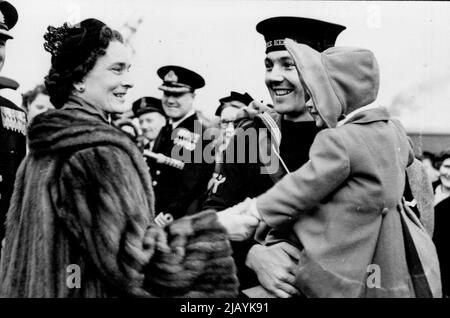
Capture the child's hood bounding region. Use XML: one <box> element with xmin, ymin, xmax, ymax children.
<box><xmin>285</xmin><ymin>39</ymin><xmax>380</xmax><ymax>128</ymax></box>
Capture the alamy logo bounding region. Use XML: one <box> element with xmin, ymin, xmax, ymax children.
<box><xmin>169</xmin><ymin>120</ymin><xmax>280</xmax><ymax>175</ymax></box>
<box><xmin>66</xmin><ymin>264</ymin><xmax>81</xmax><ymax>289</ymax></box>
<box><xmin>366</xmin><ymin>264</ymin><xmax>381</xmax><ymax>289</ymax></box>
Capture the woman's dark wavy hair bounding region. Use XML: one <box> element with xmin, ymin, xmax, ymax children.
<box><xmin>43</xmin><ymin>19</ymin><xmax>123</xmax><ymax>108</ymax></box>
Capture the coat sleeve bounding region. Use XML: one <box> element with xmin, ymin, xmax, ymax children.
<box><xmin>391</xmin><ymin>118</ymin><xmax>415</xmax><ymax>167</ymax></box>
<box><xmin>144</xmin><ymin>210</ymin><xmax>239</xmax><ymax>297</ymax></box>
<box><xmin>57</xmin><ymin>145</ymin><xmax>155</xmax><ymax>296</ymax></box>
<box><xmin>256</xmin><ymin>129</ymin><xmax>351</xmax><ymax>229</ymax></box>
<box><xmin>56</xmin><ymin>145</ymin><xmax>237</xmax><ymax>297</ymax></box>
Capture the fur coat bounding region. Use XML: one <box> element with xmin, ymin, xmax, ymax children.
<box><xmin>0</xmin><ymin>96</ymin><xmax>238</xmax><ymax>297</ymax></box>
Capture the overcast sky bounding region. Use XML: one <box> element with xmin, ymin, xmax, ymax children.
<box><xmin>3</xmin><ymin>0</ymin><xmax>450</xmax><ymax>133</ymax></box>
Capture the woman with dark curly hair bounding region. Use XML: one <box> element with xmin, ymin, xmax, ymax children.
<box><xmin>0</xmin><ymin>18</ymin><xmax>257</xmax><ymax>298</ymax></box>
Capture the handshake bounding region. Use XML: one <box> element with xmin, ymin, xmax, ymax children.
<box><xmin>216</xmin><ymin>198</ymin><xmax>262</xmax><ymax>241</ymax></box>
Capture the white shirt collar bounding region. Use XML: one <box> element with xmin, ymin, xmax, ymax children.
<box><xmin>170</xmin><ymin>109</ymin><xmax>196</xmax><ymax>128</ymax></box>
<box><xmin>337</xmin><ymin>103</ymin><xmax>379</xmax><ymax>127</ymax></box>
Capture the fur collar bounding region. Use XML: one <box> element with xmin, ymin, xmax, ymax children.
<box><xmin>27</xmin><ymin>97</ymin><xmax>133</xmax><ymax>156</ymax></box>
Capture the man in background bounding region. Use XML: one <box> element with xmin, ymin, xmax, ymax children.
<box><xmin>132</xmin><ymin>96</ymin><xmax>166</xmax><ymax>151</ymax></box>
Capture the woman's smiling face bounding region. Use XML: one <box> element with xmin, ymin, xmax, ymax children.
<box><xmin>79</xmin><ymin>41</ymin><xmax>134</xmax><ymax>114</ymax></box>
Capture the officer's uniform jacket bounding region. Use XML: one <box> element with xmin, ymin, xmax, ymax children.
<box><xmin>0</xmin><ymin>94</ymin><xmax>26</xmax><ymax>242</ymax></box>
<box><xmin>150</xmin><ymin>111</ymin><xmax>214</xmax><ymax>219</ymax></box>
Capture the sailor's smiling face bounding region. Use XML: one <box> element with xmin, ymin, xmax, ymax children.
<box><xmin>264</xmin><ymin>50</ymin><xmax>307</xmax><ymax>117</ymax></box>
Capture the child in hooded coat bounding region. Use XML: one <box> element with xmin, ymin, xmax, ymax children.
<box><xmin>250</xmin><ymin>40</ymin><xmax>430</xmax><ymax>297</ymax></box>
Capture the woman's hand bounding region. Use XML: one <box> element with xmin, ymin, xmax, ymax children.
<box><xmin>217</xmin><ymin>198</ymin><xmax>260</xmax><ymax>241</ymax></box>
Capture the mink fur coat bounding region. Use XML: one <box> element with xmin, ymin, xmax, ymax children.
<box><xmin>0</xmin><ymin>96</ymin><xmax>238</xmax><ymax>298</ymax></box>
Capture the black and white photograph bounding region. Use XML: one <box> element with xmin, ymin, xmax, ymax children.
<box><xmin>0</xmin><ymin>0</ymin><xmax>449</xmax><ymax>301</ymax></box>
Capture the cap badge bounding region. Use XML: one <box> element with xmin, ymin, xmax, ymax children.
<box><xmin>164</xmin><ymin>70</ymin><xmax>178</xmax><ymax>83</ymax></box>
<box><xmin>140</xmin><ymin>98</ymin><xmax>146</xmax><ymax>109</ymax></box>
<box><xmin>0</xmin><ymin>12</ymin><xmax>5</xmax><ymax>25</ymax></box>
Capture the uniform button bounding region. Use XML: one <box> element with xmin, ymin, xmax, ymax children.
<box><xmin>152</xmin><ymin>181</ymin><xmax>158</xmax><ymax>186</ymax></box>
<box><xmin>156</xmin><ymin>170</ymin><xmax>161</xmax><ymax>175</ymax></box>
<box><xmin>0</xmin><ymin>175</ymin><xmax>2</xmax><ymax>182</ymax></box>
